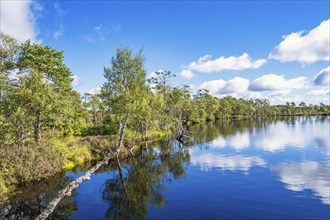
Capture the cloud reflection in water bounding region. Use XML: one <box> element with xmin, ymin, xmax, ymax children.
<box><xmin>273</xmin><ymin>161</ymin><xmax>330</xmax><ymax>205</ymax></box>
<box><xmin>190</xmin><ymin>153</ymin><xmax>266</xmax><ymax>172</ymax></box>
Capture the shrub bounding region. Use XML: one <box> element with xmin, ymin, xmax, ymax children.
<box><xmin>0</xmin><ymin>142</ymin><xmax>64</xmax><ymax>192</ymax></box>
<box><xmin>81</xmin><ymin>123</ymin><xmax>118</xmax><ymax>136</ymax></box>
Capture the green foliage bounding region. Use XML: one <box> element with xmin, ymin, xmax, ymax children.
<box><xmin>0</xmin><ymin>142</ymin><xmax>64</xmax><ymax>193</ymax></box>
<box><xmin>1</xmin><ymin>35</ymin><xmax>329</xmax><ymax>200</ymax></box>
<box><xmin>101</xmin><ymin>47</ymin><xmax>149</xmax><ymax>150</ymax></box>
<box><xmin>0</xmin><ymin>35</ymin><xmax>81</xmax><ymax>145</ymax></box>
<box><xmin>81</xmin><ymin>123</ymin><xmax>118</xmax><ymax>136</ymax></box>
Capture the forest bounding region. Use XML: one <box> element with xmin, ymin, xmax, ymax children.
<box><xmin>1</xmin><ymin>32</ymin><xmax>329</xmax><ymax>201</ymax></box>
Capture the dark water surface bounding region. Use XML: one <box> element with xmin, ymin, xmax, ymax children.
<box><xmin>1</xmin><ymin>116</ymin><xmax>330</xmax><ymax>219</ymax></box>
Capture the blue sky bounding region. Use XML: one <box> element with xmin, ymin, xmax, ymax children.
<box><xmin>1</xmin><ymin>0</ymin><xmax>329</xmax><ymax>104</ymax></box>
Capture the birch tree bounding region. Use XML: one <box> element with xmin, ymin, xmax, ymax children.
<box><xmin>101</xmin><ymin>47</ymin><xmax>147</xmax><ymax>153</ymax></box>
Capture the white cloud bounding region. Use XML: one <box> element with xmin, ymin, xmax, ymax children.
<box><xmin>88</xmin><ymin>86</ymin><xmax>101</xmax><ymax>95</ymax></box>
<box><xmin>198</xmin><ymin>77</ymin><xmax>249</xmax><ymax>95</ymax></box>
<box><xmin>148</xmin><ymin>69</ymin><xmax>164</xmax><ymax>79</ymax></box>
<box><xmin>198</xmin><ymin>79</ymin><xmax>226</xmax><ymax>95</ymax></box>
<box><xmin>267</xmin><ymin>90</ymin><xmax>291</xmax><ymax>97</ymax></box>
<box><xmin>220</xmin><ymin>77</ymin><xmax>249</xmax><ymax>94</ymax></box>
<box><xmin>267</xmin><ymin>95</ymin><xmax>304</xmax><ymax>105</ymax></box>
<box><xmin>197</xmin><ymin>74</ymin><xmax>307</xmax><ymax>97</ymax></box>
<box><xmin>308</xmin><ymin>89</ymin><xmax>329</xmax><ymax>97</ymax></box>
<box><xmin>186</xmin><ymin>53</ymin><xmax>267</xmax><ymax>73</ymax></box>
<box><xmin>189</xmin><ymin>84</ymin><xmax>197</xmax><ymax>90</ymax></box>
<box><xmin>0</xmin><ymin>0</ymin><xmax>41</xmax><ymax>43</ymax></box>
<box><xmin>194</xmin><ymin>72</ymin><xmax>330</xmax><ymax>104</ymax></box>
<box><xmin>249</xmin><ymin>74</ymin><xmax>308</xmax><ymax>91</ymax></box>
<box><xmin>269</xmin><ymin>19</ymin><xmax>330</xmax><ymax>64</ymax></box>
<box><xmin>274</xmin><ymin>162</ymin><xmax>330</xmax><ymax>204</ymax></box>
<box><xmin>313</xmin><ymin>66</ymin><xmax>330</xmax><ymax>86</ymax></box>
<box><xmin>180</xmin><ymin>70</ymin><xmax>194</xmax><ymax>79</ymax></box>
<box><xmin>242</xmin><ymin>91</ymin><xmax>262</xmax><ymax>99</ymax></box>
<box><xmin>71</xmin><ymin>74</ymin><xmax>79</xmax><ymax>86</ymax></box>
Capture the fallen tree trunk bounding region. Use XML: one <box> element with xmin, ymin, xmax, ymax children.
<box><xmin>36</xmin><ymin>151</ymin><xmax>114</xmax><ymax>220</ymax></box>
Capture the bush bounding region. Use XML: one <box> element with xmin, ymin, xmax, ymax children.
<box><xmin>0</xmin><ymin>142</ymin><xmax>64</xmax><ymax>194</ymax></box>
<box><xmin>81</xmin><ymin>123</ymin><xmax>118</xmax><ymax>136</ymax></box>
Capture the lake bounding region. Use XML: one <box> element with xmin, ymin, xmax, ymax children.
<box><xmin>1</xmin><ymin>116</ymin><xmax>329</xmax><ymax>219</ymax></box>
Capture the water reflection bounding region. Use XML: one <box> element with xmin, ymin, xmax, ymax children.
<box><xmin>0</xmin><ymin>173</ymin><xmax>77</xmax><ymax>220</ymax></box>
<box><xmin>210</xmin><ymin>133</ymin><xmax>250</xmax><ymax>150</ymax></box>
<box><xmin>254</xmin><ymin>118</ymin><xmax>330</xmax><ymax>152</ymax></box>
<box><xmin>190</xmin><ymin>153</ymin><xmax>266</xmax><ymax>172</ymax></box>
<box><xmin>188</xmin><ymin>116</ymin><xmax>330</xmax><ymax>206</ymax></box>
<box><xmin>273</xmin><ymin>161</ymin><xmax>330</xmax><ymax>205</ymax></box>
<box><xmin>190</xmin><ymin>116</ymin><xmax>330</xmax><ymax>155</ymax></box>
<box><xmin>102</xmin><ymin>140</ymin><xmax>190</xmax><ymax>220</ymax></box>
<box><xmin>1</xmin><ymin>116</ymin><xmax>329</xmax><ymax>219</ymax></box>
<box><xmin>314</xmin><ymin>137</ymin><xmax>330</xmax><ymax>157</ymax></box>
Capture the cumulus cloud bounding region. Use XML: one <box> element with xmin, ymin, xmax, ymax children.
<box><xmin>220</xmin><ymin>77</ymin><xmax>249</xmax><ymax>94</ymax></box>
<box><xmin>308</xmin><ymin>89</ymin><xmax>329</xmax><ymax>97</ymax></box>
<box><xmin>198</xmin><ymin>79</ymin><xmax>226</xmax><ymax>95</ymax></box>
<box><xmin>249</xmin><ymin>74</ymin><xmax>308</xmax><ymax>91</ymax></box>
<box><xmin>198</xmin><ymin>77</ymin><xmax>249</xmax><ymax>95</ymax></box>
<box><xmin>313</xmin><ymin>66</ymin><xmax>330</xmax><ymax>86</ymax></box>
<box><xmin>242</xmin><ymin>91</ymin><xmax>262</xmax><ymax>99</ymax></box>
<box><xmin>0</xmin><ymin>0</ymin><xmax>41</xmax><ymax>43</ymax></box>
<box><xmin>267</xmin><ymin>90</ymin><xmax>291</xmax><ymax>97</ymax></box>
<box><xmin>269</xmin><ymin>19</ymin><xmax>330</xmax><ymax>64</ymax></box>
<box><xmin>180</xmin><ymin>70</ymin><xmax>194</xmax><ymax>79</ymax></box>
<box><xmin>186</xmin><ymin>53</ymin><xmax>267</xmax><ymax>73</ymax></box>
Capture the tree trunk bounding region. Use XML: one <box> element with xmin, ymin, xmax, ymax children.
<box><xmin>117</xmin><ymin>109</ymin><xmax>131</xmax><ymax>153</ymax></box>
<box><xmin>36</xmin><ymin>151</ymin><xmax>114</xmax><ymax>220</ymax></box>
<box><xmin>92</xmin><ymin>109</ymin><xmax>96</xmax><ymax>124</ymax></box>
<box><xmin>34</xmin><ymin>110</ymin><xmax>41</xmax><ymax>143</ymax></box>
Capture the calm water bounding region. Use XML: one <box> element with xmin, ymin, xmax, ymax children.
<box><xmin>1</xmin><ymin>116</ymin><xmax>330</xmax><ymax>219</ymax></box>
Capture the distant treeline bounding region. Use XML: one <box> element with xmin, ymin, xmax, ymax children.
<box><xmin>0</xmin><ymin>33</ymin><xmax>329</xmax><ymax>197</ymax></box>
<box><xmin>1</xmin><ymin>32</ymin><xmax>329</xmax><ymax>145</ymax></box>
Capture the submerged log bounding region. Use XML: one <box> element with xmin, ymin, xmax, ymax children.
<box><xmin>176</xmin><ymin>124</ymin><xmax>192</xmax><ymax>145</ymax></box>
<box><xmin>35</xmin><ymin>151</ymin><xmax>114</xmax><ymax>220</ymax></box>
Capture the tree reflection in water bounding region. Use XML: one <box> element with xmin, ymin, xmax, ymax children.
<box><xmin>0</xmin><ymin>172</ymin><xmax>77</xmax><ymax>220</ymax></box>
<box><xmin>102</xmin><ymin>139</ymin><xmax>190</xmax><ymax>220</ymax></box>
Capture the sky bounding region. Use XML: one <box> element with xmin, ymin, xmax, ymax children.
<box><xmin>1</xmin><ymin>0</ymin><xmax>329</xmax><ymax>105</ymax></box>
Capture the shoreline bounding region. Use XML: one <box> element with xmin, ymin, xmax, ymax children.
<box><xmin>1</xmin><ymin>114</ymin><xmax>329</xmax><ymax>204</ymax></box>
<box><xmin>0</xmin><ymin>131</ymin><xmax>167</xmax><ymax>204</ymax></box>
